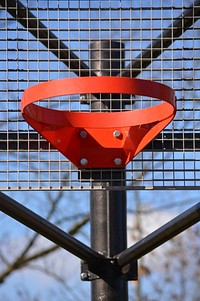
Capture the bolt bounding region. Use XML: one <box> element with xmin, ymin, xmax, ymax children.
<box><xmin>80</xmin><ymin>95</ymin><xmax>86</xmax><ymax>101</ymax></box>
<box><xmin>80</xmin><ymin>158</ymin><xmax>88</xmax><ymax>166</ymax></box>
<box><xmin>113</xmin><ymin>130</ymin><xmax>121</xmax><ymax>138</ymax></box>
<box><xmin>81</xmin><ymin>272</ymin><xmax>88</xmax><ymax>281</ymax></box>
<box><xmin>80</xmin><ymin>130</ymin><xmax>87</xmax><ymax>138</ymax></box>
<box><xmin>114</xmin><ymin>158</ymin><xmax>122</xmax><ymax>166</ymax></box>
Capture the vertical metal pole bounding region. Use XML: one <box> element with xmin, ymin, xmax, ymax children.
<box><xmin>90</xmin><ymin>41</ymin><xmax>128</xmax><ymax>301</ymax></box>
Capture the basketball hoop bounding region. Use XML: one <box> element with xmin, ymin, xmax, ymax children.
<box><xmin>21</xmin><ymin>76</ymin><xmax>176</xmax><ymax>168</ymax></box>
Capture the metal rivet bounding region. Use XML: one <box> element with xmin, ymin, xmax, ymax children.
<box><xmin>114</xmin><ymin>158</ymin><xmax>122</xmax><ymax>166</ymax></box>
<box><xmin>80</xmin><ymin>158</ymin><xmax>88</xmax><ymax>166</ymax></box>
<box><xmin>80</xmin><ymin>130</ymin><xmax>87</xmax><ymax>138</ymax></box>
<box><xmin>113</xmin><ymin>130</ymin><xmax>121</xmax><ymax>138</ymax></box>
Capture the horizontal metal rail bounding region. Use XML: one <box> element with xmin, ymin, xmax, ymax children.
<box><xmin>0</xmin><ymin>132</ymin><xmax>199</xmax><ymax>151</ymax></box>
<box><xmin>116</xmin><ymin>202</ymin><xmax>200</xmax><ymax>267</ymax></box>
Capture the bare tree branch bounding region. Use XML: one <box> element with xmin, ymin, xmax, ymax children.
<box><xmin>29</xmin><ymin>264</ymin><xmax>83</xmax><ymax>301</ymax></box>
<box><xmin>0</xmin><ymin>214</ymin><xmax>89</xmax><ymax>283</ymax></box>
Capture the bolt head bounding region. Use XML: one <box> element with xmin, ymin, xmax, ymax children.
<box><xmin>113</xmin><ymin>130</ymin><xmax>121</xmax><ymax>138</ymax></box>
<box><xmin>80</xmin><ymin>158</ymin><xmax>88</xmax><ymax>166</ymax></box>
<box><xmin>114</xmin><ymin>158</ymin><xmax>122</xmax><ymax>166</ymax></box>
<box><xmin>80</xmin><ymin>130</ymin><xmax>87</xmax><ymax>138</ymax></box>
<box><xmin>81</xmin><ymin>272</ymin><xmax>88</xmax><ymax>280</ymax></box>
<box><xmin>80</xmin><ymin>95</ymin><xmax>86</xmax><ymax>101</ymax></box>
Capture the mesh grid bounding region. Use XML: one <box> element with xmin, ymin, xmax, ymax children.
<box><xmin>0</xmin><ymin>0</ymin><xmax>200</xmax><ymax>190</ymax></box>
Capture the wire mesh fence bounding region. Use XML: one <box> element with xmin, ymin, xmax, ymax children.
<box><xmin>0</xmin><ymin>0</ymin><xmax>200</xmax><ymax>190</ymax></box>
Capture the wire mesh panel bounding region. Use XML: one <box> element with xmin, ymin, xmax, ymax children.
<box><xmin>0</xmin><ymin>0</ymin><xmax>200</xmax><ymax>190</ymax></box>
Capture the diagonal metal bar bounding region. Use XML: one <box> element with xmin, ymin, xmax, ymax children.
<box><xmin>0</xmin><ymin>0</ymin><xmax>93</xmax><ymax>77</ymax></box>
<box><xmin>115</xmin><ymin>202</ymin><xmax>200</xmax><ymax>268</ymax></box>
<box><xmin>0</xmin><ymin>191</ymin><xmax>106</xmax><ymax>270</ymax></box>
<box><xmin>120</xmin><ymin>0</ymin><xmax>200</xmax><ymax>77</ymax></box>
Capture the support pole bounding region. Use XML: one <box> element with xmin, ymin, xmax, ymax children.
<box><xmin>89</xmin><ymin>41</ymin><xmax>128</xmax><ymax>301</ymax></box>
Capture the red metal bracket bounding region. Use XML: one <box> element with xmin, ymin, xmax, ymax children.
<box><xmin>21</xmin><ymin>77</ymin><xmax>176</xmax><ymax>168</ymax></box>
